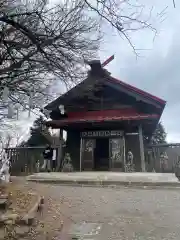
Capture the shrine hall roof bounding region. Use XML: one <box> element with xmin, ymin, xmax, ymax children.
<box><xmin>45</xmin><ymin>75</ymin><xmax>166</xmax><ymax>111</ymax></box>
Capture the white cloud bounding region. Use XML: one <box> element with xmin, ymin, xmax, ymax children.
<box><xmin>99</xmin><ymin>1</ymin><xmax>180</xmax><ymax>142</ymax></box>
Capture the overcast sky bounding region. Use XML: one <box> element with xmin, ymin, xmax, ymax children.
<box><xmin>99</xmin><ymin>1</ymin><xmax>180</xmax><ymax>142</ymax></box>
<box><xmin>7</xmin><ymin>0</ymin><xmax>180</xmax><ymax>145</ymax></box>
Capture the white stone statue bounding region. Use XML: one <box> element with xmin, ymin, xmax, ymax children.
<box><xmin>0</xmin><ymin>150</ymin><xmax>10</xmax><ymax>183</ymax></box>
<box><xmin>62</xmin><ymin>153</ymin><xmax>73</xmax><ymax>172</ymax></box>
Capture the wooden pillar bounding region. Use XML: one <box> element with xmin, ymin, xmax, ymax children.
<box><xmin>56</xmin><ymin>129</ymin><xmax>63</xmax><ymax>171</ymax></box>
<box><xmin>80</xmin><ymin>138</ymin><xmax>83</xmax><ymax>172</ymax></box>
<box><xmin>138</xmin><ymin>124</ymin><xmax>146</xmax><ymax>172</ymax></box>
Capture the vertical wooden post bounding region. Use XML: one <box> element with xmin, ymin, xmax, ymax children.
<box><xmin>138</xmin><ymin>124</ymin><xmax>146</xmax><ymax>172</ymax></box>
<box><xmin>123</xmin><ymin>136</ymin><xmax>126</xmax><ymax>172</ymax></box>
<box><xmin>56</xmin><ymin>129</ymin><xmax>63</xmax><ymax>171</ymax></box>
<box><xmin>80</xmin><ymin>138</ymin><xmax>83</xmax><ymax>172</ymax></box>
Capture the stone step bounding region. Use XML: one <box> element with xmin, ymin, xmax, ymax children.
<box><xmin>0</xmin><ymin>196</ymin><xmax>9</xmax><ymax>210</ymax></box>
<box><xmin>0</xmin><ymin>228</ymin><xmax>5</xmax><ymax>240</ymax></box>
<box><xmin>0</xmin><ymin>194</ymin><xmax>8</xmax><ymax>199</ymax></box>
<box><xmin>0</xmin><ymin>225</ymin><xmax>30</xmax><ymax>239</ymax></box>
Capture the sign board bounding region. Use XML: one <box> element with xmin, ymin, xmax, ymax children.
<box><xmin>81</xmin><ymin>130</ymin><xmax>123</xmax><ymax>138</ymax></box>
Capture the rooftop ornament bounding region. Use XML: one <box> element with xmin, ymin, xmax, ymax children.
<box><xmin>85</xmin><ymin>55</ymin><xmax>114</xmax><ymax>76</ymax></box>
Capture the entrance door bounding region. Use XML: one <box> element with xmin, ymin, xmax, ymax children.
<box><xmin>94</xmin><ymin>138</ymin><xmax>109</xmax><ymax>171</ymax></box>
<box><xmin>81</xmin><ymin>139</ymin><xmax>95</xmax><ymax>171</ymax></box>
<box><xmin>109</xmin><ymin>138</ymin><xmax>125</xmax><ymax>171</ymax></box>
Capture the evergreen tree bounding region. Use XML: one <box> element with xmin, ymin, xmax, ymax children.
<box><xmin>151</xmin><ymin>122</ymin><xmax>167</xmax><ymax>145</ymax></box>
<box><xmin>144</xmin><ymin>122</ymin><xmax>167</xmax><ymax>145</ymax></box>
<box><xmin>26</xmin><ymin>116</ymin><xmax>51</xmax><ymax>146</ymax></box>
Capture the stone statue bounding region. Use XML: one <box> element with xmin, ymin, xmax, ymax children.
<box><xmin>0</xmin><ymin>150</ymin><xmax>10</xmax><ymax>183</ymax></box>
<box><xmin>125</xmin><ymin>150</ymin><xmax>135</xmax><ymax>172</ymax></box>
<box><xmin>62</xmin><ymin>153</ymin><xmax>73</xmax><ymax>172</ymax></box>
<box><xmin>175</xmin><ymin>157</ymin><xmax>180</xmax><ymax>181</ymax></box>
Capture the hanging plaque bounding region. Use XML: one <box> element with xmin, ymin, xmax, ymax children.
<box><xmin>81</xmin><ymin>130</ymin><xmax>123</xmax><ymax>138</ymax></box>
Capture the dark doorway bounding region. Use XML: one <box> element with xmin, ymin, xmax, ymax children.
<box><xmin>94</xmin><ymin>138</ymin><xmax>109</xmax><ymax>171</ymax></box>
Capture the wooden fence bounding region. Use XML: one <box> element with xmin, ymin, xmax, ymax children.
<box><xmin>5</xmin><ymin>147</ymin><xmax>58</xmax><ymax>175</ymax></box>
<box><xmin>145</xmin><ymin>143</ymin><xmax>180</xmax><ymax>173</ymax></box>
<box><xmin>8</xmin><ymin>143</ymin><xmax>180</xmax><ymax>174</ymax></box>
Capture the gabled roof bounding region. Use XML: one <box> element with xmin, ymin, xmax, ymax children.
<box><xmin>108</xmin><ymin>76</ymin><xmax>165</xmax><ymax>105</ymax></box>
<box><xmin>45</xmin><ymin>67</ymin><xmax>166</xmax><ymax>110</ymax></box>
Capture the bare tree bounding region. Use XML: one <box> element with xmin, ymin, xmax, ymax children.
<box><xmin>0</xmin><ymin>122</ymin><xmax>21</xmax><ymax>155</ymax></box>
<box><xmin>0</xmin><ymin>0</ymin><xmax>100</xmax><ymax>111</ymax></box>
<box><xmin>0</xmin><ymin>0</ymin><xmax>163</xmax><ymax>115</ymax></box>
<box><xmin>84</xmin><ymin>0</ymin><xmax>158</xmax><ymax>52</ymax></box>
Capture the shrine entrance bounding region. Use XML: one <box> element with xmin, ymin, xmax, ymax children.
<box><xmin>80</xmin><ymin>130</ymin><xmax>125</xmax><ymax>171</ymax></box>
<box><xmin>94</xmin><ymin>138</ymin><xmax>109</xmax><ymax>171</ymax></box>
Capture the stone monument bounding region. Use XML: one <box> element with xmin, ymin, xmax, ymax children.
<box><xmin>0</xmin><ymin>150</ymin><xmax>10</xmax><ymax>183</ymax></box>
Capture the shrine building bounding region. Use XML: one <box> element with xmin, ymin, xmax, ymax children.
<box><xmin>45</xmin><ymin>60</ymin><xmax>166</xmax><ymax>172</ymax></box>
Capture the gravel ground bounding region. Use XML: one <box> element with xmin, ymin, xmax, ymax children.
<box><xmin>19</xmin><ymin>181</ymin><xmax>180</xmax><ymax>240</ymax></box>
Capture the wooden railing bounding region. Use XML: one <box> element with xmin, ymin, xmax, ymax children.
<box><xmin>5</xmin><ymin>147</ymin><xmax>58</xmax><ymax>175</ymax></box>
<box><xmin>145</xmin><ymin>144</ymin><xmax>180</xmax><ymax>173</ymax></box>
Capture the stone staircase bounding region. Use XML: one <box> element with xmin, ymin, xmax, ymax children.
<box><xmin>0</xmin><ymin>185</ymin><xmax>9</xmax><ymax>214</ymax></box>
<box><xmin>0</xmin><ymin>182</ymin><xmax>44</xmax><ymax>239</ymax></box>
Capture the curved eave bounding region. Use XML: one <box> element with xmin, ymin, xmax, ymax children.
<box><xmin>46</xmin><ymin>114</ymin><xmax>159</xmax><ymax>129</ymax></box>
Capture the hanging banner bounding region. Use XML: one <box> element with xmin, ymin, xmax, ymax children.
<box><xmin>81</xmin><ymin>130</ymin><xmax>123</xmax><ymax>138</ymax></box>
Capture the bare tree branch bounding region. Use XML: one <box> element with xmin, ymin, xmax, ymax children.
<box><xmin>173</xmin><ymin>0</ymin><xmax>176</xmax><ymax>8</ymax></box>
<box><xmin>0</xmin><ymin>0</ymin><xmax>100</xmax><ymax>112</ymax></box>
<box><xmin>0</xmin><ymin>0</ymin><xmax>161</xmax><ymax>117</ymax></box>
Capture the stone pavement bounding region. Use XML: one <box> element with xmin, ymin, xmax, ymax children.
<box><xmin>26</xmin><ymin>172</ymin><xmax>180</xmax><ymax>188</ymax></box>
<box><xmin>32</xmin><ymin>183</ymin><xmax>180</xmax><ymax>240</ymax></box>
